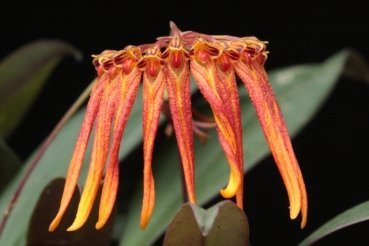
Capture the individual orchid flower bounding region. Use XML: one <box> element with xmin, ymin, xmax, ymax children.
<box><xmin>232</xmin><ymin>37</ymin><xmax>307</xmax><ymax>227</ymax></box>
<box><xmin>49</xmin><ymin>22</ymin><xmax>307</xmax><ymax>232</ymax></box>
<box><xmin>190</xmin><ymin>38</ymin><xmax>245</xmax><ymax>206</ymax></box>
<box><xmin>49</xmin><ymin>47</ymin><xmax>143</xmax><ymax>231</ymax></box>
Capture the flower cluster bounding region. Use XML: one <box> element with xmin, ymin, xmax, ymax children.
<box><xmin>49</xmin><ymin>22</ymin><xmax>307</xmax><ymax>232</ymax></box>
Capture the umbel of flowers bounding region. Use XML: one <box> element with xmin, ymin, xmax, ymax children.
<box><xmin>49</xmin><ymin>22</ymin><xmax>307</xmax><ymax>232</ymax></box>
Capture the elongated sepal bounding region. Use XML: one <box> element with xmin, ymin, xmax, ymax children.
<box><xmin>163</xmin><ymin>38</ymin><xmax>196</xmax><ymax>204</ymax></box>
<box><xmin>49</xmin><ymin>76</ymin><xmax>107</xmax><ymax>232</ymax></box>
<box><xmin>234</xmin><ymin>54</ymin><xmax>307</xmax><ymax>228</ymax></box>
<box><xmin>95</xmin><ymin>160</ymin><xmax>119</xmax><ymax>230</ymax></box>
<box><xmin>190</xmin><ymin>42</ymin><xmax>244</xmax><ymax>205</ymax></box>
<box><xmin>67</xmin><ymin>72</ymin><xmax>118</xmax><ymax>231</ymax></box>
<box><xmin>95</xmin><ymin>66</ymin><xmax>142</xmax><ymax>230</ymax></box>
<box><xmin>140</xmin><ymin>50</ymin><xmax>166</xmax><ymax>229</ymax></box>
<box><xmin>216</xmin><ymin>52</ymin><xmax>244</xmax><ymax>208</ymax></box>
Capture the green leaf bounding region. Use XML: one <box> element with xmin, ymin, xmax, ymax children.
<box><xmin>163</xmin><ymin>201</ymin><xmax>249</xmax><ymax>246</ymax></box>
<box><xmin>0</xmin><ymin>139</ymin><xmax>21</xmax><ymax>192</ymax></box>
<box><xmin>0</xmin><ymin>40</ymin><xmax>81</xmax><ymax>138</ymax></box>
<box><xmin>0</xmin><ymin>88</ymin><xmax>143</xmax><ymax>245</ymax></box>
<box><xmin>299</xmin><ymin>201</ymin><xmax>369</xmax><ymax>245</ymax></box>
<box><xmin>119</xmin><ymin>49</ymin><xmax>362</xmax><ymax>246</ymax></box>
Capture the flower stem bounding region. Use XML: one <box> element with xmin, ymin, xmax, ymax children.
<box><xmin>0</xmin><ymin>80</ymin><xmax>95</xmax><ymax>237</ymax></box>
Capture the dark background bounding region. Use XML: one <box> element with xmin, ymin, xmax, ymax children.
<box><xmin>1</xmin><ymin>1</ymin><xmax>369</xmax><ymax>245</ymax></box>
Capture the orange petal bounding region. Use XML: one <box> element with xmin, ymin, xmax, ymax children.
<box><xmin>190</xmin><ymin>57</ymin><xmax>243</xmax><ymax>201</ymax></box>
<box><xmin>164</xmin><ymin>39</ymin><xmax>196</xmax><ymax>204</ymax></box>
<box><xmin>96</xmin><ymin>65</ymin><xmax>142</xmax><ymax>229</ymax></box>
<box><xmin>67</xmin><ymin>71</ymin><xmax>118</xmax><ymax>231</ymax></box>
<box><xmin>140</xmin><ymin>58</ymin><xmax>165</xmax><ymax>229</ymax></box>
<box><xmin>216</xmin><ymin>54</ymin><xmax>244</xmax><ymax>208</ymax></box>
<box><xmin>95</xmin><ymin>157</ymin><xmax>118</xmax><ymax>230</ymax></box>
<box><xmin>49</xmin><ymin>75</ymin><xmax>108</xmax><ymax>232</ymax></box>
<box><xmin>234</xmin><ymin>55</ymin><xmax>308</xmax><ymax>228</ymax></box>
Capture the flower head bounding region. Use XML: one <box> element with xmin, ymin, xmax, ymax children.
<box><xmin>49</xmin><ymin>22</ymin><xmax>307</xmax><ymax>232</ymax></box>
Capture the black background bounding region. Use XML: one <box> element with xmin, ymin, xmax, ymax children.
<box><xmin>1</xmin><ymin>0</ymin><xmax>369</xmax><ymax>245</ymax></box>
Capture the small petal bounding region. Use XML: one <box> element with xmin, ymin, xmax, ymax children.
<box><xmin>96</xmin><ymin>61</ymin><xmax>142</xmax><ymax>229</ymax></box>
<box><xmin>163</xmin><ymin>37</ymin><xmax>196</xmax><ymax>204</ymax></box>
<box><xmin>49</xmin><ymin>75</ymin><xmax>108</xmax><ymax>232</ymax></box>
<box><xmin>139</xmin><ymin>49</ymin><xmax>165</xmax><ymax>229</ymax></box>
<box><xmin>234</xmin><ymin>47</ymin><xmax>307</xmax><ymax>227</ymax></box>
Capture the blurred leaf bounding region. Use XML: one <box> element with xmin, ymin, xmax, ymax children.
<box><xmin>120</xmin><ymin>49</ymin><xmax>364</xmax><ymax>245</ymax></box>
<box><xmin>163</xmin><ymin>201</ymin><xmax>249</xmax><ymax>246</ymax></box>
<box><xmin>0</xmin><ymin>139</ymin><xmax>21</xmax><ymax>192</ymax></box>
<box><xmin>0</xmin><ymin>40</ymin><xmax>81</xmax><ymax>138</ymax></box>
<box><xmin>0</xmin><ymin>87</ymin><xmax>143</xmax><ymax>245</ymax></box>
<box><xmin>27</xmin><ymin>178</ymin><xmax>114</xmax><ymax>246</ymax></box>
<box><xmin>299</xmin><ymin>201</ymin><xmax>369</xmax><ymax>245</ymax></box>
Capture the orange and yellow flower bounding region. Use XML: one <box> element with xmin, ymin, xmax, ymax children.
<box><xmin>49</xmin><ymin>22</ymin><xmax>307</xmax><ymax>232</ymax></box>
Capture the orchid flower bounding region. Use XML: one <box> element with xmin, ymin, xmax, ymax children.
<box><xmin>49</xmin><ymin>22</ymin><xmax>307</xmax><ymax>232</ymax></box>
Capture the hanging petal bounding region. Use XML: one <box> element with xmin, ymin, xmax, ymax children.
<box><xmin>67</xmin><ymin>69</ymin><xmax>119</xmax><ymax>231</ymax></box>
<box><xmin>49</xmin><ymin>75</ymin><xmax>108</xmax><ymax>232</ymax></box>
<box><xmin>234</xmin><ymin>42</ymin><xmax>307</xmax><ymax>228</ymax></box>
<box><xmin>139</xmin><ymin>48</ymin><xmax>166</xmax><ymax>229</ymax></box>
<box><xmin>96</xmin><ymin>48</ymin><xmax>142</xmax><ymax>229</ymax></box>
<box><xmin>216</xmin><ymin>50</ymin><xmax>244</xmax><ymax>208</ymax></box>
<box><xmin>190</xmin><ymin>40</ymin><xmax>243</xmax><ymax>203</ymax></box>
<box><xmin>162</xmin><ymin>37</ymin><xmax>196</xmax><ymax>204</ymax></box>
